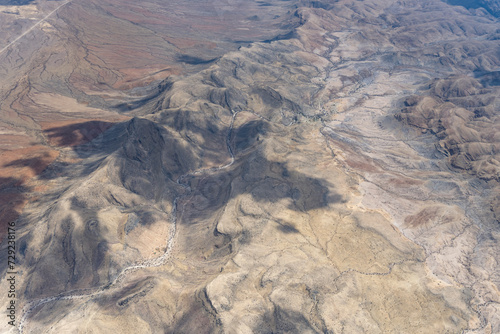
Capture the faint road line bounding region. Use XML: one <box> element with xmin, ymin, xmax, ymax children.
<box><xmin>0</xmin><ymin>0</ymin><xmax>73</xmax><ymax>56</ymax></box>
<box><xmin>18</xmin><ymin>110</ymin><xmax>240</xmax><ymax>333</ymax></box>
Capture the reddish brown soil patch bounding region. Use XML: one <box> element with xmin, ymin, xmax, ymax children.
<box><xmin>0</xmin><ymin>191</ymin><xmax>27</xmax><ymax>236</ymax></box>
<box><xmin>0</xmin><ymin>146</ymin><xmax>59</xmax><ymax>189</ymax></box>
<box><xmin>341</xmin><ymin>149</ymin><xmax>381</xmax><ymax>173</ymax></box>
<box><xmin>0</xmin><ymin>117</ymin><xmax>129</xmax><ymax>241</ymax></box>
<box><xmin>345</xmin><ymin>157</ymin><xmax>380</xmax><ymax>173</ymax></box>
<box><xmin>164</xmin><ymin>37</ymin><xmax>217</xmax><ymax>50</ymax></box>
<box><xmin>40</xmin><ymin>117</ymin><xmax>129</xmax><ymax>147</ymax></box>
<box><xmin>404</xmin><ymin>206</ymin><xmax>455</xmax><ymax>229</ymax></box>
<box><xmin>115</xmin><ymin>67</ymin><xmax>182</xmax><ymax>90</ymax></box>
<box><xmin>387</xmin><ymin>176</ymin><xmax>423</xmax><ymax>187</ymax></box>
<box><xmin>0</xmin><ymin>146</ymin><xmax>59</xmax><ymax>241</ymax></box>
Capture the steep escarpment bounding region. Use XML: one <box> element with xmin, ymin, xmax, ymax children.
<box><xmin>444</xmin><ymin>0</ymin><xmax>500</xmax><ymax>17</ymax></box>
<box><xmin>396</xmin><ymin>75</ymin><xmax>500</xmax><ymax>222</ymax></box>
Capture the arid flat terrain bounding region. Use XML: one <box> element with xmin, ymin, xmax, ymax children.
<box><xmin>1</xmin><ymin>0</ymin><xmax>499</xmax><ymax>333</ymax></box>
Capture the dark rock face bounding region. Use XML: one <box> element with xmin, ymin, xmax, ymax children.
<box><xmin>396</xmin><ymin>75</ymin><xmax>500</xmax><ymax>180</ymax></box>
<box><xmin>0</xmin><ymin>0</ymin><xmax>34</xmax><ymax>5</ymax></box>
<box><xmin>444</xmin><ymin>0</ymin><xmax>500</xmax><ymax>17</ymax></box>
<box><xmin>1</xmin><ymin>0</ymin><xmax>500</xmax><ymax>333</ymax></box>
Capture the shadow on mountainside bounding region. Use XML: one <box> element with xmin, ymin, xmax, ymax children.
<box><xmin>18</xmin><ymin>112</ymin><xmax>343</xmax><ymax>300</ymax></box>
<box><xmin>36</xmin><ymin>114</ymin><xmax>342</xmax><ymax>222</ymax></box>
<box><xmin>0</xmin><ymin>0</ymin><xmax>34</xmax><ymax>5</ymax></box>
<box><xmin>0</xmin><ymin>149</ymin><xmax>60</xmax><ymax>274</ymax></box>
<box><xmin>444</xmin><ymin>0</ymin><xmax>500</xmax><ymax>18</ymax></box>
<box><xmin>113</xmin><ymin>80</ymin><xmax>174</xmax><ymax>113</ymax></box>
<box><xmin>42</xmin><ymin>121</ymin><xmax>117</xmax><ymax>147</ymax></box>
<box><xmin>170</xmin><ymin>298</ymin><xmax>323</xmax><ymax>334</ymax></box>
<box><xmin>0</xmin><ymin>177</ymin><xmax>30</xmax><ymax>278</ymax></box>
